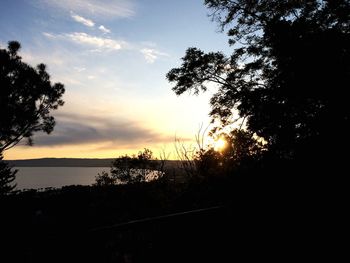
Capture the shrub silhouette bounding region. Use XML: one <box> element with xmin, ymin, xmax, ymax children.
<box><xmin>0</xmin><ymin>154</ymin><xmax>17</xmax><ymax>194</ymax></box>
<box><xmin>95</xmin><ymin>148</ymin><xmax>163</xmax><ymax>185</ymax></box>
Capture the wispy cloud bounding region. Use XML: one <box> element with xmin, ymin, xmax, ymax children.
<box><xmin>74</xmin><ymin>67</ymin><xmax>86</xmax><ymax>72</ymax></box>
<box><xmin>70</xmin><ymin>11</ymin><xmax>95</xmax><ymax>27</ymax></box>
<box><xmin>99</xmin><ymin>25</ymin><xmax>111</xmax><ymax>34</ymax></box>
<box><xmin>42</xmin><ymin>32</ymin><xmax>167</xmax><ymax>62</ymax></box>
<box><xmin>65</xmin><ymin>32</ymin><xmax>126</xmax><ymax>51</ymax></box>
<box><xmin>140</xmin><ymin>48</ymin><xmax>169</xmax><ymax>63</ymax></box>
<box><xmin>42</xmin><ymin>32</ymin><xmax>57</xmax><ymax>39</ymax></box>
<box><xmin>39</xmin><ymin>0</ymin><xmax>135</xmax><ymax>18</ymax></box>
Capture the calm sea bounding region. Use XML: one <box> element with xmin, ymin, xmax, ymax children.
<box><xmin>14</xmin><ymin>167</ymin><xmax>109</xmax><ymax>190</ymax></box>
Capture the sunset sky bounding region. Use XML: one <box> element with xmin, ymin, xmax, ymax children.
<box><xmin>1</xmin><ymin>0</ymin><xmax>232</xmax><ymax>160</ymax></box>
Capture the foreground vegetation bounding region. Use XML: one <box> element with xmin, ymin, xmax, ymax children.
<box><xmin>0</xmin><ymin>172</ymin><xmax>229</xmax><ymax>262</ymax></box>
<box><xmin>1</xmin><ymin>160</ymin><xmax>344</xmax><ymax>262</ymax></box>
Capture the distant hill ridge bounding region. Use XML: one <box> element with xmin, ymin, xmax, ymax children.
<box><xmin>6</xmin><ymin>158</ymin><xmax>115</xmax><ymax>167</ymax></box>
<box><xmin>6</xmin><ymin>158</ymin><xmax>180</xmax><ymax>168</ymax></box>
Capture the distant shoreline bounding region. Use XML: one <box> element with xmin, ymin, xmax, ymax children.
<box><xmin>5</xmin><ymin>158</ymin><xmax>180</xmax><ymax>168</ymax></box>
<box><xmin>6</xmin><ymin>158</ymin><xmax>115</xmax><ymax>167</ymax></box>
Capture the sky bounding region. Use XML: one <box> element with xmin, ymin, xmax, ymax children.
<box><xmin>1</xmin><ymin>0</ymin><xmax>232</xmax><ymax>160</ymax></box>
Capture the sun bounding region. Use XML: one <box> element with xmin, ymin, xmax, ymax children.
<box><xmin>214</xmin><ymin>138</ymin><xmax>226</xmax><ymax>152</ymax></box>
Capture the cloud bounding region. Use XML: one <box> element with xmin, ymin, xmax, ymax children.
<box><xmin>140</xmin><ymin>48</ymin><xmax>169</xmax><ymax>63</ymax></box>
<box><xmin>31</xmin><ymin>113</ymin><xmax>170</xmax><ymax>148</ymax></box>
<box><xmin>39</xmin><ymin>0</ymin><xmax>135</xmax><ymax>18</ymax></box>
<box><xmin>66</xmin><ymin>32</ymin><xmax>126</xmax><ymax>51</ymax></box>
<box><xmin>73</xmin><ymin>67</ymin><xmax>86</xmax><ymax>72</ymax></box>
<box><xmin>42</xmin><ymin>32</ymin><xmax>57</xmax><ymax>39</ymax></box>
<box><xmin>99</xmin><ymin>25</ymin><xmax>111</xmax><ymax>34</ymax></box>
<box><xmin>70</xmin><ymin>12</ymin><xmax>95</xmax><ymax>27</ymax></box>
<box><xmin>42</xmin><ymin>32</ymin><xmax>168</xmax><ymax>62</ymax></box>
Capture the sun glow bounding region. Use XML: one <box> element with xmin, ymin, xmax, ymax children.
<box><xmin>214</xmin><ymin>138</ymin><xmax>226</xmax><ymax>152</ymax></box>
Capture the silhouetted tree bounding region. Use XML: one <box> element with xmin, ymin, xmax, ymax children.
<box><xmin>221</xmin><ymin>129</ymin><xmax>265</xmax><ymax>165</ymax></box>
<box><xmin>0</xmin><ymin>41</ymin><xmax>65</xmax><ymax>193</ymax></box>
<box><xmin>194</xmin><ymin>147</ymin><xmax>222</xmax><ymax>178</ymax></box>
<box><xmin>0</xmin><ymin>41</ymin><xmax>65</xmax><ymax>152</ymax></box>
<box><xmin>95</xmin><ymin>149</ymin><xmax>163</xmax><ymax>185</ymax></box>
<box><xmin>134</xmin><ymin>148</ymin><xmax>160</xmax><ymax>181</ymax></box>
<box><xmin>111</xmin><ymin>155</ymin><xmax>137</xmax><ymax>183</ymax></box>
<box><xmin>167</xmin><ymin>1</ymin><xmax>350</xmax><ymax>171</ymax></box>
<box><xmin>195</xmin><ymin>129</ymin><xmax>265</xmax><ymax>177</ymax></box>
<box><xmin>94</xmin><ymin>170</ymin><xmax>116</xmax><ymax>187</ymax></box>
<box><xmin>0</xmin><ymin>154</ymin><xmax>17</xmax><ymax>194</ymax></box>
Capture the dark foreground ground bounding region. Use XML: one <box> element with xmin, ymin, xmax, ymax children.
<box><xmin>1</xmin><ymin>175</ymin><xmax>345</xmax><ymax>262</ymax></box>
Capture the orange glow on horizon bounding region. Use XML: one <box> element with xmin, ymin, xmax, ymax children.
<box><xmin>3</xmin><ymin>142</ymin><xmax>182</xmax><ymax>160</ymax></box>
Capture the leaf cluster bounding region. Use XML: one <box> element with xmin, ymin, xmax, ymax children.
<box><xmin>95</xmin><ymin>149</ymin><xmax>162</xmax><ymax>185</ymax></box>
<box><xmin>0</xmin><ymin>154</ymin><xmax>17</xmax><ymax>194</ymax></box>
<box><xmin>0</xmin><ymin>41</ymin><xmax>65</xmax><ymax>152</ymax></box>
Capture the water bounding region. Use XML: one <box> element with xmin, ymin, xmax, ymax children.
<box><xmin>14</xmin><ymin>167</ymin><xmax>109</xmax><ymax>190</ymax></box>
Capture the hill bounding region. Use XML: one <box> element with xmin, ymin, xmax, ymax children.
<box><xmin>6</xmin><ymin>158</ymin><xmax>182</xmax><ymax>169</ymax></box>
<box><xmin>6</xmin><ymin>158</ymin><xmax>115</xmax><ymax>167</ymax></box>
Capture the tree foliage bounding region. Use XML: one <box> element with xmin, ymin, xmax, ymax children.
<box><xmin>0</xmin><ymin>41</ymin><xmax>65</xmax><ymax>152</ymax></box>
<box><xmin>94</xmin><ymin>170</ymin><xmax>116</xmax><ymax>187</ymax></box>
<box><xmin>0</xmin><ymin>41</ymin><xmax>65</xmax><ymax>194</ymax></box>
<box><xmin>95</xmin><ymin>148</ymin><xmax>163</xmax><ymax>185</ymax></box>
<box><xmin>167</xmin><ymin>1</ymin><xmax>350</xmax><ymax>166</ymax></box>
<box><xmin>195</xmin><ymin>129</ymin><xmax>265</xmax><ymax>177</ymax></box>
<box><xmin>0</xmin><ymin>154</ymin><xmax>17</xmax><ymax>194</ymax></box>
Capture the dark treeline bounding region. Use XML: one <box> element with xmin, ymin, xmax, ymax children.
<box><xmin>7</xmin><ymin>158</ymin><xmax>116</xmax><ymax>167</ymax></box>
<box><xmin>6</xmin><ymin>157</ymin><xmax>182</xmax><ymax>168</ymax></box>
